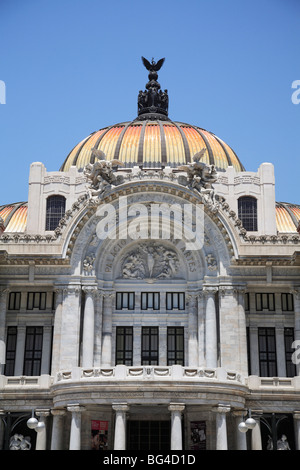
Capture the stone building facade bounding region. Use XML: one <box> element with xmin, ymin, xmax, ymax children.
<box><xmin>0</xmin><ymin>59</ymin><xmax>300</xmax><ymax>451</ymax></box>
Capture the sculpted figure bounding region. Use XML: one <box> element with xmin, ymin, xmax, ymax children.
<box><xmin>177</xmin><ymin>149</ymin><xmax>218</xmax><ymax>198</ymax></box>
<box><xmin>84</xmin><ymin>148</ymin><xmax>124</xmax><ymax>198</ymax></box>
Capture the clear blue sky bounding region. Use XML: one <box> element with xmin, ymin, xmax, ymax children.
<box><xmin>1</xmin><ymin>0</ymin><xmax>299</xmax><ymax>205</ymax></box>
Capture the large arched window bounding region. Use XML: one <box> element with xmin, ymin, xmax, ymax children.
<box><xmin>238</xmin><ymin>196</ymin><xmax>258</xmax><ymax>231</ymax></box>
<box><xmin>45</xmin><ymin>195</ymin><xmax>66</xmax><ymax>231</ymax></box>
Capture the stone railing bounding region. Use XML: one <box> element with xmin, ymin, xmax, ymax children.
<box><xmin>0</xmin><ymin>374</ymin><xmax>52</xmax><ymax>389</ymax></box>
<box><xmin>54</xmin><ymin>365</ymin><xmax>244</xmax><ymax>384</ymax></box>
<box><xmin>247</xmin><ymin>375</ymin><xmax>300</xmax><ymax>390</ymax></box>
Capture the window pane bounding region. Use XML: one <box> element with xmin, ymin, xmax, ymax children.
<box><xmin>23</xmin><ymin>327</ymin><xmax>43</xmax><ymax>376</ymax></box>
<box><xmin>27</xmin><ymin>292</ymin><xmax>34</xmax><ymax>310</ymax></box>
<box><xmin>238</xmin><ymin>196</ymin><xmax>257</xmax><ymax>231</ymax></box>
<box><xmin>166</xmin><ymin>293</ymin><xmax>172</xmax><ymax>310</ymax></box>
<box><xmin>45</xmin><ymin>195</ymin><xmax>66</xmax><ymax>231</ymax></box>
<box><xmin>167</xmin><ymin>327</ymin><xmax>184</xmax><ymax>365</ymax></box>
<box><xmin>116</xmin><ymin>327</ymin><xmax>133</xmax><ymax>365</ymax></box>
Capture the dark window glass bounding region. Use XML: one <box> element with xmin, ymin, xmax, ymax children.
<box><xmin>27</xmin><ymin>292</ymin><xmax>47</xmax><ymax>310</ymax></box>
<box><xmin>238</xmin><ymin>196</ymin><xmax>258</xmax><ymax>231</ymax></box>
<box><xmin>166</xmin><ymin>293</ymin><xmax>185</xmax><ymax>310</ymax></box>
<box><xmin>8</xmin><ymin>292</ymin><xmax>21</xmax><ymax>310</ymax></box>
<box><xmin>45</xmin><ymin>195</ymin><xmax>66</xmax><ymax>231</ymax></box>
<box><xmin>116</xmin><ymin>293</ymin><xmax>135</xmax><ymax>310</ymax></box>
<box><xmin>258</xmin><ymin>328</ymin><xmax>277</xmax><ymax>377</ymax></box>
<box><xmin>255</xmin><ymin>293</ymin><xmax>275</xmax><ymax>311</ymax></box>
<box><xmin>141</xmin><ymin>293</ymin><xmax>160</xmax><ymax>310</ymax></box>
<box><xmin>4</xmin><ymin>326</ymin><xmax>17</xmax><ymax>376</ymax></box>
<box><xmin>284</xmin><ymin>328</ymin><xmax>296</xmax><ymax>377</ymax></box>
<box><xmin>281</xmin><ymin>293</ymin><xmax>294</xmax><ymax>312</ymax></box>
<box><xmin>245</xmin><ymin>293</ymin><xmax>250</xmax><ymax>311</ymax></box>
<box><xmin>116</xmin><ymin>327</ymin><xmax>133</xmax><ymax>365</ymax></box>
<box><xmin>23</xmin><ymin>327</ymin><xmax>43</xmax><ymax>376</ymax></box>
<box><xmin>167</xmin><ymin>327</ymin><xmax>184</xmax><ymax>365</ymax></box>
<box><xmin>141</xmin><ymin>327</ymin><xmax>159</xmax><ymax>365</ymax></box>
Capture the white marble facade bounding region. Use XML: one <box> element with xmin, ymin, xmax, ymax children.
<box><xmin>0</xmin><ymin>155</ymin><xmax>300</xmax><ymax>451</ymax></box>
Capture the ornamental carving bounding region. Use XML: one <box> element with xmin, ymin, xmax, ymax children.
<box><xmin>84</xmin><ymin>149</ymin><xmax>125</xmax><ymax>198</ymax></box>
<box><xmin>121</xmin><ymin>243</ymin><xmax>180</xmax><ymax>280</ymax></box>
<box><xmin>176</xmin><ymin>149</ymin><xmax>218</xmax><ymax>200</ymax></box>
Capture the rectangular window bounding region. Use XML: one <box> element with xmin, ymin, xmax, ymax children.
<box><xmin>23</xmin><ymin>327</ymin><xmax>43</xmax><ymax>376</ymax></box>
<box><xmin>284</xmin><ymin>328</ymin><xmax>296</xmax><ymax>377</ymax></box>
<box><xmin>166</xmin><ymin>293</ymin><xmax>185</xmax><ymax>310</ymax></box>
<box><xmin>27</xmin><ymin>292</ymin><xmax>47</xmax><ymax>310</ymax></box>
<box><xmin>116</xmin><ymin>292</ymin><xmax>135</xmax><ymax>310</ymax></box>
<box><xmin>141</xmin><ymin>293</ymin><xmax>160</xmax><ymax>310</ymax></box>
<box><xmin>258</xmin><ymin>328</ymin><xmax>277</xmax><ymax>377</ymax></box>
<box><xmin>167</xmin><ymin>327</ymin><xmax>184</xmax><ymax>365</ymax></box>
<box><xmin>115</xmin><ymin>327</ymin><xmax>133</xmax><ymax>365</ymax></box>
<box><xmin>255</xmin><ymin>293</ymin><xmax>275</xmax><ymax>311</ymax></box>
<box><xmin>245</xmin><ymin>293</ymin><xmax>250</xmax><ymax>311</ymax></box>
<box><xmin>8</xmin><ymin>292</ymin><xmax>21</xmax><ymax>310</ymax></box>
<box><xmin>281</xmin><ymin>293</ymin><xmax>294</xmax><ymax>312</ymax></box>
<box><xmin>141</xmin><ymin>327</ymin><xmax>159</xmax><ymax>365</ymax></box>
<box><xmin>4</xmin><ymin>326</ymin><xmax>17</xmax><ymax>376</ymax></box>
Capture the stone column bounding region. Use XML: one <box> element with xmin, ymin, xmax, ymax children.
<box><xmin>204</xmin><ymin>287</ymin><xmax>218</xmax><ymax>368</ymax></box>
<box><xmin>197</xmin><ymin>293</ymin><xmax>205</xmax><ymax>367</ymax></box>
<box><xmin>102</xmin><ymin>292</ymin><xmax>114</xmax><ymax>367</ymax></box>
<box><xmin>41</xmin><ymin>325</ymin><xmax>53</xmax><ymax>375</ymax></box>
<box><xmin>236</xmin><ymin>287</ymin><xmax>248</xmax><ymax>376</ymax></box>
<box><xmin>59</xmin><ymin>286</ymin><xmax>81</xmax><ymax>370</ymax></box>
<box><xmin>14</xmin><ymin>325</ymin><xmax>26</xmax><ymax>375</ymax></box>
<box><xmin>68</xmin><ymin>404</ymin><xmax>85</xmax><ymax>450</ymax></box>
<box><xmin>275</xmin><ymin>326</ymin><xmax>286</xmax><ymax>377</ymax></box>
<box><xmin>113</xmin><ymin>404</ymin><xmax>129</xmax><ymax>450</ymax></box>
<box><xmin>35</xmin><ymin>409</ymin><xmax>50</xmax><ymax>450</ymax></box>
<box><xmin>168</xmin><ymin>403</ymin><xmax>185</xmax><ymax>450</ymax></box>
<box><xmin>233</xmin><ymin>410</ymin><xmax>247</xmax><ymax>450</ymax></box>
<box><xmin>51</xmin><ymin>409</ymin><xmax>66</xmax><ymax>450</ymax></box>
<box><xmin>0</xmin><ymin>289</ymin><xmax>9</xmax><ymax>374</ymax></box>
<box><xmin>51</xmin><ymin>288</ymin><xmax>63</xmax><ymax>375</ymax></box>
<box><xmin>292</xmin><ymin>288</ymin><xmax>300</xmax><ymax>375</ymax></box>
<box><xmin>187</xmin><ymin>293</ymin><xmax>198</xmax><ymax>367</ymax></box>
<box><xmin>293</xmin><ymin>412</ymin><xmax>300</xmax><ymax>450</ymax></box>
<box><xmin>82</xmin><ymin>286</ymin><xmax>98</xmax><ymax>368</ymax></box>
<box><xmin>251</xmin><ymin>411</ymin><xmax>263</xmax><ymax>450</ymax></box>
<box><xmin>249</xmin><ymin>325</ymin><xmax>260</xmax><ymax>376</ymax></box>
<box><xmin>214</xmin><ymin>405</ymin><xmax>230</xmax><ymax>450</ymax></box>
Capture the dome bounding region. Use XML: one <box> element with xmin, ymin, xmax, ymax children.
<box><xmin>0</xmin><ymin>202</ymin><xmax>28</xmax><ymax>233</ymax></box>
<box><xmin>60</xmin><ymin>120</ymin><xmax>245</xmax><ymax>173</ymax></box>
<box><xmin>60</xmin><ymin>57</ymin><xmax>245</xmax><ymax>174</ymax></box>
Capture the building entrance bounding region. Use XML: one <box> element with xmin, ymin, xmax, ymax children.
<box><xmin>127</xmin><ymin>420</ymin><xmax>171</xmax><ymax>450</ymax></box>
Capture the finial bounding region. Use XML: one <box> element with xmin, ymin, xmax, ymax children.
<box><xmin>136</xmin><ymin>57</ymin><xmax>169</xmax><ymax>121</ymax></box>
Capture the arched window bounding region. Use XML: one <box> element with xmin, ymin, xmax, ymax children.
<box><xmin>45</xmin><ymin>195</ymin><xmax>66</xmax><ymax>231</ymax></box>
<box><xmin>238</xmin><ymin>196</ymin><xmax>258</xmax><ymax>231</ymax></box>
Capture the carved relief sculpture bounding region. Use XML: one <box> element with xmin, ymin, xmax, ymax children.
<box><xmin>121</xmin><ymin>243</ymin><xmax>180</xmax><ymax>280</ymax></box>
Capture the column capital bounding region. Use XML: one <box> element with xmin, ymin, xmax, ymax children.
<box><xmin>67</xmin><ymin>404</ymin><xmax>85</xmax><ymax>414</ymax></box>
<box><xmin>51</xmin><ymin>408</ymin><xmax>66</xmax><ymax>417</ymax></box>
<box><xmin>112</xmin><ymin>403</ymin><xmax>129</xmax><ymax>413</ymax></box>
<box><xmin>168</xmin><ymin>403</ymin><xmax>185</xmax><ymax>413</ymax></box>
<box><xmin>82</xmin><ymin>285</ymin><xmax>98</xmax><ymax>296</ymax></box>
<box><xmin>35</xmin><ymin>409</ymin><xmax>51</xmax><ymax>417</ymax></box>
<box><xmin>0</xmin><ymin>288</ymin><xmax>9</xmax><ymax>297</ymax></box>
<box><xmin>293</xmin><ymin>411</ymin><xmax>300</xmax><ymax>420</ymax></box>
<box><xmin>202</xmin><ymin>286</ymin><xmax>218</xmax><ymax>296</ymax></box>
<box><xmin>213</xmin><ymin>404</ymin><xmax>231</xmax><ymax>414</ymax></box>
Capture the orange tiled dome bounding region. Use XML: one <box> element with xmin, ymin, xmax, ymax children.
<box><xmin>60</xmin><ymin>120</ymin><xmax>245</xmax><ymax>173</ymax></box>
<box><xmin>0</xmin><ymin>202</ymin><xmax>28</xmax><ymax>233</ymax></box>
